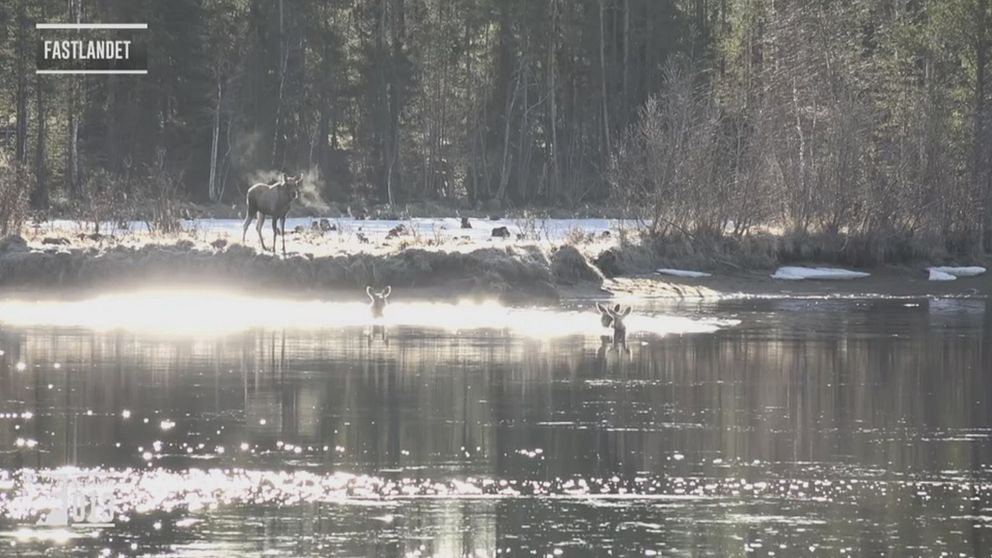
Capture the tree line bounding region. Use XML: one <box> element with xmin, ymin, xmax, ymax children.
<box><xmin>1</xmin><ymin>0</ymin><xmax>991</xmax><ymax>254</ymax></box>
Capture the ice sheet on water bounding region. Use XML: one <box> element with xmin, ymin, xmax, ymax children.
<box><xmin>770</xmin><ymin>266</ymin><xmax>870</xmax><ymax>281</ymax></box>
<box><xmin>655</xmin><ymin>268</ymin><xmax>712</xmax><ymax>279</ymax></box>
<box><xmin>927</xmin><ymin>266</ymin><xmax>986</xmax><ymax>279</ymax></box>
<box><xmin>928</xmin><ymin>269</ymin><xmax>957</xmax><ymax>281</ymax></box>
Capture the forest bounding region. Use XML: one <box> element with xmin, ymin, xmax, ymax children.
<box><xmin>1</xmin><ymin>0</ymin><xmax>992</xmax><ymax>258</ymax></box>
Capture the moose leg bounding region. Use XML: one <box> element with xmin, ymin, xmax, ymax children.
<box><xmin>256</xmin><ymin>214</ymin><xmax>267</xmax><ymax>250</ymax></box>
<box><xmin>242</xmin><ymin>210</ymin><xmax>254</xmax><ymax>243</ymax></box>
<box><xmin>280</xmin><ymin>216</ymin><xmax>287</xmax><ymax>256</ymax></box>
<box><xmin>271</xmin><ymin>218</ymin><xmax>279</xmax><ymax>253</ymax></box>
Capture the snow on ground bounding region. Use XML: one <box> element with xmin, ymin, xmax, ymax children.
<box><xmin>22</xmin><ymin>217</ymin><xmax>645</xmax><ymax>260</ymax></box>
<box><xmin>37</xmin><ymin>217</ymin><xmax>639</xmax><ymax>245</ymax></box>
<box><xmin>926</xmin><ymin>266</ymin><xmax>986</xmax><ymax>280</ymax></box>
<box><xmin>655</xmin><ymin>268</ymin><xmax>712</xmax><ymax>278</ymax></box>
<box><xmin>771</xmin><ymin>266</ymin><xmax>870</xmax><ymax>281</ymax></box>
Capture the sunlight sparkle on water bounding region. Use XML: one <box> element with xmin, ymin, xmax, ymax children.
<box><xmin>0</xmin><ymin>289</ymin><xmax>735</xmax><ymax>337</ymax></box>
<box><xmin>2</xmin><ymin>467</ymin><xmax>989</xmax><ymax>524</ymax></box>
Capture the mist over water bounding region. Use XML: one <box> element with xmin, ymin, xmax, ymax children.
<box><xmin>0</xmin><ymin>295</ymin><xmax>990</xmax><ymax>556</ymax></box>
<box><xmin>0</xmin><ymin>290</ymin><xmax>735</xmax><ymax>337</ymax></box>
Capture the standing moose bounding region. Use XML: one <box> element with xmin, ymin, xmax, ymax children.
<box><xmin>596</xmin><ymin>302</ymin><xmax>632</xmax><ymax>346</ymax></box>
<box><xmin>242</xmin><ymin>173</ymin><xmax>303</xmax><ymax>256</ymax></box>
<box><xmin>367</xmin><ymin>286</ymin><xmax>392</xmax><ymax>318</ymax></box>
<box><xmin>366</xmin><ymin>286</ymin><xmax>392</xmax><ymax>346</ymax></box>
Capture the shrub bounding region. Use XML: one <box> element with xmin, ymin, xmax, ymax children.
<box><xmin>135</xmin><ymin>168</ymin><xmax>186</xmax><ymax>235</ymax></box>
<box><xmin>81</xmin><ymin>169</ymin><xmax>128</xmax><ymax>235</ymax></box>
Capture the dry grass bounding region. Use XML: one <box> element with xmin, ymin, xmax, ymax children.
<box><xmin>588</xmin><ymin>227</ymin><xmax>979</xmax><ymax>278</ymax></box>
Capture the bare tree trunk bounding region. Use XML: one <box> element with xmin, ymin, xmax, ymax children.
<box><xmin>974</xmin><ymin>0</ymin><xmax>990</xmax><ymax>252</ymax></box>
<box><xmin>33</xmin><ymin>75</ymin><xmax>48</xmax><ymax>209</ymax></box>
<box><xmin>496</xmin><ymin>67</ymin><xmax>520</xmax><ymax>203</ymax></box>
<box><xmin>464</xmin><ymin>23</ymin><xmax>480</xmax><ymax>205</ymax></box>
<box><xmin>515</xmin><ymin>57</ymin><xmax>529</xmax><ymax>202</ymax></box>
<box><xmin>546</xmin><ymin>0</ymin><xmax>560</xmax><ymax>200</ymax></box>
<box><xmin>386</xmin><ymin>0</ymin><xmax>405</xmax><ymax>206</ymax></box>
<box><xmin>32</xmin><ymin>0</ymin><xmax>51</xmax><ymax>207</ymax></box>
<box><xmin>208</xmin><ymin>76</ymin><xmax>222</xmax><ymax>202</ymax></box>
<box><xmin>599</xmin><ymin>0</ymin><xmax>612</xmax><ymax>159</ymax></box>
<box><xmin>792</xmin><ymin>78</ymin><xmax>808</xmax><ymax>233</ymax></box>
<box><xmin>315</xmin><ymin>109</ymin><xmax>331</xmax><ymax>196</ymax></box>
<box><xmin>272</xmin><ymin>0</ymin><xmax>288</xmax><ymax>167</ymax></box>
<box><xmin>386</xmin><ymin>159</ymin><xmax>395</xmax><ymax>206</ymax></box>
<box><xmin>622</xmin><ymin>0</ymin><xmax>629</xmax><ymax>121</ymax></box>
<box><xmin>217</xmin><ymin>118</ymin><xmax>234</xmax><ymax>201</ymax></box>
<box><xmin>67</xmin><ymin>0</ymin><xmax>82</xmax><ymax>196</ymax></box>
<box><xmin>68</xmin><ymin>108</ymin><xmax>80</xmax><ymax>194</ymax></box>
<box><xmin>14</xmin><ymin>0</ymin><xmax>28</xmax><ymax>165</ymax></box>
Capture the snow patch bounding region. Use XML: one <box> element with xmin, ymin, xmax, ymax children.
<box><xmin>771</xmin><ymin>266</ymin><xmax>870</xmax><ymax>281</ymax></box>
<box><xmin>656</xmin><ymin>268</ymin><xmax>712</xmax><ymax>279</ymax></box>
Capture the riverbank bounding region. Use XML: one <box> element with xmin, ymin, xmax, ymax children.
<box><xmin>1</xmin><ymin>218</ymin><xmax>989</xmax><ymax>302</ymax></box>
<box><xmin>598</xmin><ymin>268</ymin><xmax>990</xmax><ymax>300</ymax></box>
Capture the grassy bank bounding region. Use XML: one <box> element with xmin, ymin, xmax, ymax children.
<box><xmin>592</xmin><ymin>229</ymin><xmax>990</xmax><ymax>277</ymax></box>
<box><xmin>0</xmin><ymin>232</ymin><xmax>606</xmax><ymax>302</ymax></box>
<box><xmin>0</xmin><ymin>219</ymin><xmax>988</xmax><ymax>302</ymax></box>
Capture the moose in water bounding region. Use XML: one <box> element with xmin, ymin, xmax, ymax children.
<box><xmin>367</xmin><ymin>285</ymin><xmax>392</xmax><ymax>346</ymax></box>
<box><xmin>367</xmin><ymin>286</ymin><xmax>392</xmax><ymax>318</ymax></box>
<box><xmin>242</xmin><ymin>173</ymin><xmax>303</xmax><ymax>256</ymax></box>
<box><xmin>596</xmin><ymin>302</ymin><xmax>632</xmax><ymax>346</ymax></box>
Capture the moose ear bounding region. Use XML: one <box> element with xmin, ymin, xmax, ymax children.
<box><xmin>621</xmin><ymin>306</ymin><xmax>632</xmax><ymax>317</ymax></box>
<box><xmin>382</xmin><ymin>286</ymin><xmax>391</xmax><ymax>298</ymax></box>
<box><xmin>613</xmin><ymin>304</ymin><xmax>621</xmax><ymax>312</ymax></box>
<box><xmin>366</xmin><ymin>286</ymin><xmax>374</xmax><ymax>299</ymax></box>
<box><xmin>595</xmin><ymin>303</ymin><xmax>608</xmax><ymax>314</ymax></box>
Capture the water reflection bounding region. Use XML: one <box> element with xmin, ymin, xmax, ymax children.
<box><xmin>0</xmin><ymin>296</ymin><xmax>990</xmax><ymax>555</ymax></box>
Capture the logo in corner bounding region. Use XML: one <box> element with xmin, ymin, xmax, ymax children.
<box><xmin>35</xmin><ymin>22</ymin><xmax>148</xmax><ymax>75</ymax></box>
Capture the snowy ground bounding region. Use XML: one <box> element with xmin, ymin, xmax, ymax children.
<box><xmin>35</xmin><ymin>217</ymin><xmax>640</xmax><ymax>246</ymax></box>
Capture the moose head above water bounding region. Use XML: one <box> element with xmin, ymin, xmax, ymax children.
<box><xmin>241</xmin><ymin>173</ymin><xmax>303</xmax><ymax>256</ymax></box>
<box><xmin>367</xmin><ymin>286</ymin><xmax>392</xmax><ymax>318</ymax></box>
<box><xmin>596</xmin><ymin>302</ymin><xmax>632</xmax><ymax>345</ymax></box>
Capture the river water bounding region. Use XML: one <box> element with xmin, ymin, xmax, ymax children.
<box><xmin>0</xmin><ymin>293</ymin><xmax>990</xmax><ymax>556</ymax></box>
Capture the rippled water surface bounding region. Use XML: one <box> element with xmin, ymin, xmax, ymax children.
<box><xmin>1</xmin><ymin>294</ymin><xmax>991</xmax><ymax>556</ymax></box>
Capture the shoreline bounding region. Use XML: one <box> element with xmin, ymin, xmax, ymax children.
<box><xmin>597</xmin><ymin>268</ymin><xmax>990</xmax><ymax>301</ymax></box>
<box><xmin>1</xmin><ymin>228</ymin><xmax>989</xmax><ymax>303</ymax></box>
